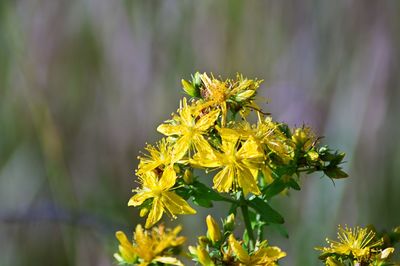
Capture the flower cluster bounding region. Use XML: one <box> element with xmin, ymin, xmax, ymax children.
<box><xmin>316</xmin><ymin>225</ymin><xmax>399</xmax><ymax>266</ymax></box>
<box><xmin>130</xmin><ymin>72</ymin><xmax>347</xmax><ymax>229</ymax></box>
<box><xmin>114</xmin><ymin>72</ymin><xmax>353</xmax><ymax>266</ymax></box>
<box><xmin>189</xmin><ymin>215</ymin><xmax>286</xmax><ymax>266</ymax></box>
<box><xmin>114</xmin><ymin>224</ymin><xmax>186</xmax><ymax>266</ymax></box>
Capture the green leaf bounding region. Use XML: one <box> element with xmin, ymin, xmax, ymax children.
<box><xmin>192</xmin><ymin>197</ymin><xmax>213</xmax><ymax>208</ymax></box>
<box><xmin>189</xmin><ymin>181</ymin><xmax>225</xmax><ymax>208</ymax></box>
<box><xmin>262</xmin><ymin>179</ymin><xmax>286</xmax><ymax>199</ymax></box>
<box><xmin>248</xmin><ymin>197</ymin><xmax>284</xmax><ymax>224</ymax></box>
<box><xmin>191</xmin><ymin>181</ymin><xmax>225</xmax><ymax>201</ymax></box>
<box><xmin>270</xmin><ymin>224</ymin><xmax>289</xmax><ymax>238</ymax></box>
<box><xmin>324</xmin><ymin>167</ymin><xmax>348</xmax><ymax>179</ymax></box>
<box><xmin>287</xmin><ymin>178</ymin><xmax>301</xmax><ymax>190</ymax></box>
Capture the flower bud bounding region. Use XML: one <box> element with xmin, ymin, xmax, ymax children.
<box><xmin>325</xmin><ymin>257</ymin><xmax>343</xmax><ymax>266</ymax></box>
<box><xmin>183</xmin><ymin>168</ymin><xmax>194</xmax><ymax>184</ymax></box>
<box><xmin>307</xmin><ymin>150</ymin><xmax>319</xmax><ymax>161</ymax></box>
<box><xmin>173</xmin><ymin>164</ymin><xmax>181</xmax><ymax>174</ymax></box>
<box><xmin>192</xmin><ymin>72</ymin><xmax>202</xmax><ymax>89</ymax></box>
<box><xmin>198</xmin><ymin>236</ymin><xmax>209</xmax><ymax>247</ymax></box>
<box><xmin>196</xmin><ymin>245</ymin><xmax>215</xmax><ymax>266</ymax></box>
<box><xmin>139</xmin><ymin>207</ymin><xmax>149</xmax><ymax>217</ymax></box>
<box><xmin>223</xmin><ymin>213</ymin><xmax>235</xmax><ymax>232</ymax></box>
<box><xmin>206</xmin><ymin>215</ymin><xmax>221</xmax><ymax>243</ymax></box>
<box><xmin>182</xmin><ymin>79</ymin><xmax>200</xmax><ymax>97</ymax></box>
<box><xmin>235</xmin><ymin>90</ymin><xmax>255</xmax><ymax>102</ymax></box>
<box><xmin>292</xmin><ymin>127</ymin><xmax>314</xmax><ymax>150</ymax></box>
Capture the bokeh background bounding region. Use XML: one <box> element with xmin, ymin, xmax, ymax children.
<box><xmin>1</xmin><ymin>1</ymin><xmax>400</xmax><ymax>265</ymax></box>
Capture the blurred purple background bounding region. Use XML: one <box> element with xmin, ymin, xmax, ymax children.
<box><xmin>1</xmin><ymin>1</ymin><xmax>399</xmax><ymax>265</ymax></box>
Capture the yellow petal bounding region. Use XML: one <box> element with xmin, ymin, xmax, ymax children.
<box><xmin>263</xmin><ymin>246</ymin><xmax>286</xmax><ymax>260</ymax></box>
<box><xmin>195</xmin><ymin>109</ymin><xmax>220</xmax><ymax>132</ymax></box>
<box><xmin>115</xmin><ymin>231</ymin><xmax>131</xmax><ymax>247</ymax></box>
<box><xmin>190</xmin><ymin>145</ymin><xmax>220</xmax><ymax>168</ymax></box>
<box><xmin>162</xmin><ymin>191</ymin><xmax>196</xmax><ymax>216</ymax></box>
<box><xmin>157</xmin><ymin>124</ymin><xmax>184</xmax><ymax>136</ymax></box>
<box><xmin>153</xmin><ymin>256</ymin><xmax>184</xmax><ymax>266</ymax></box>
<box><xmin>213</xmin><ymin>166</ymin><xmax>234</xmax><ymax>193</ymax></box>
<box><xmin>145</xmin><ymin>198</ymin><xmax>164</xmax><ymax>228</ymax></box>
<box><xmin>192</xmin><ymin>134</ymin><xmax>213</xmax><ymax>154</ymax></box>
<box><xmin>228</xmin><ymin>234</ymin><xmax>251</xmax><ymax>263</ymax></box>
<box><xmin>237</xmin><ymin>137</ymin><xmax>263</xmax><ymax>160</ymax></box>
<box><xmin>172</xmin><ymin>134</ymin><xmax>191</xmax><ymax>161</ymax></box>
<box><xmin>159</xmin><ymin>166</ymin><xmax>177</xmax><ymax>190</ymax></box>
<box><xmin>218</xmin><ymin>127</ymin><xmax>241</xmax><ymax>144</ymax></box>
<box><xmin>237</xmin><ymin>166</ymin><xmax>261</xmax><ymax>196</ymax></box>
<box><xmin>179</xmin><ymin>99</ymin><xmax>194</xmax><ymax>126</ymax></box>
<box><xmin>128</xmin><ymin>191</ymin><xmax>153</xmax><ymax>206</ymax></box>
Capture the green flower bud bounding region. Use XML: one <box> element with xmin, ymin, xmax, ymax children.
<box><xmin>182</xmin><ymin>79</ymin><xmax>200</xmax><ymax>97</ymax></box>
<box><xmin>235</xmin><ymin>89</ymin><xmax>255</xmax><ymax>102</ymax></box>
<box><xmin>223</xmin><ymin>213</ymin><xmax>235</xmax><ymax>232</ymax></box>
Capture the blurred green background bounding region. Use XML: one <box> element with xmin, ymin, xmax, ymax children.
<box><xmin>1</xmin><ymin>1</ymin><xmax>400</xmax><ymax>265</ymax></box>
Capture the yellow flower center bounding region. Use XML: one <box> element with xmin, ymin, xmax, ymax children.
<box><xmin>152</xmin><ymin>187</ymin><xmax>163</xmax><ymax>196</ymax></box>
<box><xmin>224</xmin><ymin>154</ymin><xmax>237</xmax><ymax>165</ymax></box>
<box><xmin>209</xmin><ymin>85</ymin><xmax>226</xmax><ymax>103</ymax></box>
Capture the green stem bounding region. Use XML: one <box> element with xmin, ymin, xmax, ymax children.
<box><xmin>255</xmin><ymin>213</ymin><xmax>263</xmax><ymax>241</ymax></box>
<box><xmin>219</xmin><ymin>195</ymin><xmax>240</xmax><ymax>204</ymax></box>
<box><xmin>240</xmin><ymin>195</ymin><xmax>255</xmax><ymax>250</ymax></box>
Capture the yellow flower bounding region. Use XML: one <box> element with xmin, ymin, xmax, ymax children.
<box><xmin>128</xmin><ymin>166</ymin><xmax>196</xmax><ymax>228</ymax></box>
<box><xmin>229</xmin><ymin>234</ymin><xmax>286</xmax><ymax>266</ymax></box>
<box><xmin>206</xmin><ymin>215</ymin><xmax>222</xmax><ymax>243</ymax></box>
<box><xmin>292</xmin><ymin>126</ymin><xmax>316</xmax><ymax>151</ymax></box>
<box><xmin>199</xmin><ymin>73</ymin><xmax>262</xmax><ymax>126</ymax></box>
<box><xmin>233</xmin><ymin>116</ymin><xmax>294</xmax><ymax>163</ymax></box>
<box><xmin>191</xmin><ymin>129</ymin><xmax>264</xmax><ymax>195</ymax></box>
<box><xmin>317</xmin><ymin>225</ymin><xmax>383</xmax><ymax>263</ymax></box>
<box><xmin>157</xmin><ymin>98</ymin><xmax>219</xmax><ymax>161</ymax></box>
<box><xmin>137</xmin><ymin>138</ymin><xmax>174</xmax><ymax>175</ymax></box>
<box><xmin>114</xmin><ymin>224</ymin><xmax>186</xmax><ymax>266</ymax></box>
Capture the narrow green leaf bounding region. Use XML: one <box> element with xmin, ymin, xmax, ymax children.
<box><xmin>288</xmin><ymin>178</ymin><xmax>301</xmax><ymax>190</ymax></box>
<box><xmin>248</xmin><ymin>197</ymin><xmax>284</xmax><ymax>224</ymax></box>
<box><xmin>262</xmin><ymin>179</ymin><xmax>286</xmax><ymax>199</ymax></box>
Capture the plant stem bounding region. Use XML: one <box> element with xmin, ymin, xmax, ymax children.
<box><xmin>240</xmin><ymin>195</ymin><xmax>255</xmax><ymax>250</ymax></box>
<box><xmin>219</xmin><ymin>195</ymin><xmax>240</xmax><ymax>204</ymax></box>
<box><xmin>255</xmin><ymin>213</ymin><xmax>263</xmax><ymax>241</ymax></box>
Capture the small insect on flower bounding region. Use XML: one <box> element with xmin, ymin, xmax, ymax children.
<box><xmin>157</xmin><ymin>98</ymin><xmax>219</xmax><ymax>161</ymax></box>
<box><xmin>128</xmin><ymin>166</ymin><xmax>196</xmax><ymax>228</ymax></box>
<box><xmin>114</xmin><ymin>224</ymin><xmax>186</xmax><ymax>266</ymax></box>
